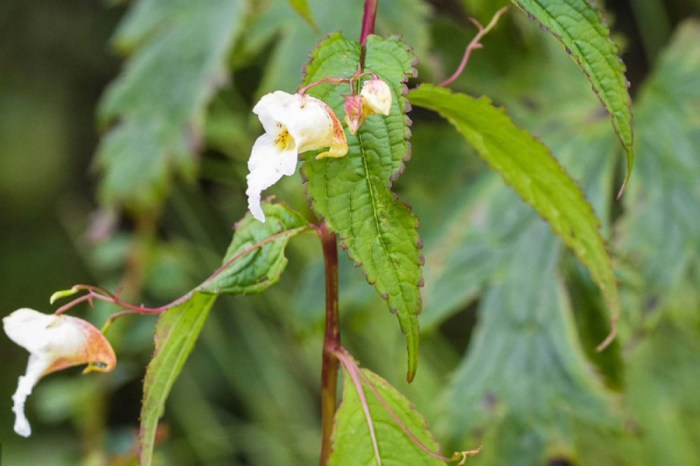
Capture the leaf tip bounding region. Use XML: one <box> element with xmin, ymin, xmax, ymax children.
<box><xmin>406</xmin><ymin>366</ymin><xmax>416</xmax><ymax>383</ymax></box>
<box><xmin>595</xmin><ymin>316</ymin><xmax>618</xmax><ymax>352</ymax></box>
<box><xmin>616</xmin><ymin>159</ymin><xmax>633</xmax><ymax>199</ymax></box>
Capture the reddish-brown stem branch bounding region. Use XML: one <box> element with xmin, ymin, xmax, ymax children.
<box><xmin>319</xmin><ymin>222</ymin><xmax>341</xmax><ymax>466</ymax></box>
<box><xmin>438</xmin><ymin>7</ymin><xmax>508</xmax><ymax>87</ymax></box>
<box><xmin>54</xmin><ymin>226</ymin><xmax>313</xmax><ymax>328</ymax></box>
<box><xmin>359</xmin><ymin>0</ymin><xmax>379</xmax><ymax>67</ymax></box>
<box><xmin>298</xmin><ymin>77</ymin><xmax>352</xmax><ymax>95</ymax></box>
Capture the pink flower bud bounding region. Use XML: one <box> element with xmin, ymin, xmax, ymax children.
<box><xmin>344</xmin><ymin>94</ymin><xmax>365</xmax><ymax>135</ymax></box>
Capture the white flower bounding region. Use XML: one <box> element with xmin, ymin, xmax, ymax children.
<box><xmin>360</xmin><ymin>78</ymin><xmax>392</xmax><ymax>116</ymax></box>
<box><xmin>246</xmin><ymin>91</ymin><xmax>348</xmax><ymax>222</ymax></box>
<box><xmin>3</xmin><ymin>308</ymin><xmax>116</xmax><ymax>437</ymax></box>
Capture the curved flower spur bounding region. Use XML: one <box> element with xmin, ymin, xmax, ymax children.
<box><xmin>245</xmin><ymin>91</ymin><xmax>348</xmax><ymax>223</ymax></box>
<box><xmin>3</xmin><ymin>308</ymin><xmax>116</xmax><ymax>437</ymax></box>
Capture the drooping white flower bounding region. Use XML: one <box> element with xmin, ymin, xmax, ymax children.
<box><xmin>360</xmin><ymin>78</ymin><xmax>392</xmax><ymax>116</ymax></box>
<box><xmin>246</xmin><ymin>91</ymin><xmax>348</xmax><ymax>222</ymax></box>
<box><xmin>3</xmin><ymin>308</ymin><xmax>116</xmax><ymax>437</ymax></box>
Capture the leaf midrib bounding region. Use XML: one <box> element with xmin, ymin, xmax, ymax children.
<box><xmin>355</xmin><ymin>128</ymin><xmax>411</xmax><ymax>311</ymax></box>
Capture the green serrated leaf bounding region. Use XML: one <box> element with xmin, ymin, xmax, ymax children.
<box><xmin>198</xmin><ymin>203</ymin><xmax>310</xmax><ymax>295</ymax></box>
<box><xmin>302</xmin><ymin>34</ymin><xmax>423</xmax><ymax>381</ymax></box>
<box><xmin>512</xmin><ymin>0</ymin><xmax>634</xmax><ymax>189</ymax></box>
<box><xmin>409</xmin><ymin>84</ymin><xmax>620</xmax><ymax>345</ymax></box>
<box><xmin>331</xmin><ymin>366</ymin><xmax>445</xmax><ymax>465</ymax></box>
<box><xmin>288</xmin><ymin>0</ymin><xmax>318</xmax><ymax>30</ymax></box>
<box><xmin>139</xmin><ymin>291</ymin><xmax>217</xmax><ymax>466</ymax></box>
<box><xmin>96</xmin><ymin>0</ymin><xmax>245</xmax><ymax>211</ymax></box>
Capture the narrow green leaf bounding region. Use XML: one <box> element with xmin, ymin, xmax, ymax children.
<box><xmin>331</xmin><ymin>366</ymin><xmax>445</xmax><ymax>465</ymax></box>
<box><xmin>96</xmin><ymin>0</ymin><xmax>245</xmax><ymax>211</ymax></box>
<box><xmin>198</xmin><ymin>202</ymin><xmax>310</xmax><ymax>295</ymax></box>
<box><xmin>303</xmin><ymin>34</ymin><xmax>423</xmax><ymax>381</ymax></box>
<box><xmin>409</xmin><ymin>84</ymin><xmax>620</xmax><ymax>345</ymax></box>
<box><xmin>512</xmin><ymin>0</ymin><xmax>634</xmax><ymax>189</ymax></box>
<box><xmin>139</xmin><ymin>292</ymin><xmax>217</xmax><ymax>466</ymax></box>
<box><xmin>288</xmin><ymin>0</ymin><xmax>318</xmax><ymax>30</ymax></box>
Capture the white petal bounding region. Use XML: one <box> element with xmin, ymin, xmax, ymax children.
<box><xmin>246</xmin><ymin>133</ymin><xmax>298</xmax><ymax>222</ymax></box>
<box><xmin>4</xmin><ymin>308</ymin><xmax>86</xmax><ymax>358</ymax></box>
<box><xmin>11</xmin><ymin>354</ymin><xmax>50</xmax><ymax>437</ymax></box>
<box><xmin>254</xmin><ymin>91</ymin><xmax>339</xmax><ymax>154</ymax></box>
<box><xmin>285</xmin><ymin>97</ymin><xmax>338</xmax><ymax>153</ymax></box>
<box><xmin>361</xmin><ymin>79</ymin><xmax>392</xmax><ymax>116</ymax></box>
<box><xmin>253</xmin><ymin>91</ymin><xmax>300</xmax><ymax>135</ymax></box>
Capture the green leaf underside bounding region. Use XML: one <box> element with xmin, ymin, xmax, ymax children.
<box><xmin>139</xmin><ymin>292</ymin><xmax>217</xmax><ymax>466</ymax></box>
<box><xmin>408</xmin><ymin>84</ymin><xmax>620</xmax><ymax>336</ymax></box>
<box><xmin>96</xmin><ymin>0</ymin><xmax>244</xmax><ymax>211</ymax></box>
<box><xmin>441</xmin><ymin>222</ymin><xmax>614</xmax><ymax>465</ymax></box>
<box><xmin>513</xmin><ymin>0</ymin><xmax>634</xmax><ymax>187</ymax></box>
<box><xmin>330</xmin><ymin>367</ymin><xmax>445</xmax><ymax>465</ymax></box>
<box><xmin>288</xmin><ymin>0</ymin><xmax>318</xmax><ymax>30</ymax></box>
<box><xmin>302</xmin><ymin>34</ymin><xmax>423</xmax><ymax>381</ymax></box>
<box><xmin>197</xmin><ymin>203</ymin><xmax>310</xmax><ymax>295</ymax></box>
<box><xmin>619</xmin><ymin>21</ymin><xmax>700</xmax><ymax>295</ymax></box>
<box><xmin>617</xmin><ymin>22</ymin><xmax>700</xmax><ymax>465</ymax></box>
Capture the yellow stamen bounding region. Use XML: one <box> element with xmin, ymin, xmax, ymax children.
<box><xmin>274</xmin><ymin>128</ymin><xmax>295</xmax><ymax>152</ymax></box>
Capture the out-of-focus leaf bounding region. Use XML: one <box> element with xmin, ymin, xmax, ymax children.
<box><xmin>303</xmin><ymin>34</ymin><xmax>423</xmax><ymax>381</ymax></box>
<box><xmin>241</xmin><ymin>0</ymin><xmax>430</xmax><ymax>94</ymax></box>
<box><xmin>512</xmin><ymin>0</ymin><xmax>634</xmax><ymax>188</ymax></box>
<box><xmin>420</xmin><ymin>177</ymin><xmax>509</xmax><ymax>329</ymax></box>
<box><xmin>198</xmin><ymin>202</ymin><xmax>310</xmax><ymax>295</ymax></box>
<box><xmin>330</xmin><ymin>365</ymin><xmax>445</xmax><ymax>465</ymax></box>
<box><xmin>288</xmin><ymin>0</ymin><xmax>318</xmax><ymax>30</ymax></box>
<box><xmin>617</xmin><ymin>20</ymin><xmax>700</xmax><ymax>301</ymax></box>
<box><xmin>96</xmin><ymin>0</ymin><xmax>245</xmax><ymax>211</ymax></box>
<box><xmin>376</xmin><ymin>0</ymin><xmax>431</xmax><ymax>67</ymax></box>
<box><xmin>439</xmin><ymin>221</ymin><xmax>615</xmax><ymax>465</ymax></box>
<box><xmin>612</xmin><ymin>22</ymin><xmax>700</xmax><ymax>465</ymax></box>
<box><xmin>139</xmin><ymin>292</ymin><xmax>217</xmax><ymax>466</ymax></box>
<box><xmin>409</xmin><ymin>84</ymin><xmax>621</xmax><ymax>341</ymax></box>
<box><xmin>624</xmin><ymin>306</ymin><xmax>700</xmax><ymax>465</ymax></box>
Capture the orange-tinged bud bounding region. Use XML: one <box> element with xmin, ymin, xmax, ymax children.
<box><xmin>3</xmin><ymin>308</ymin><xmax>116</xmax><ymax>437</ymax></box>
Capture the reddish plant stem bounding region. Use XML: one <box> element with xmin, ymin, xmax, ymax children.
<box><xmin>438</xmin><ymin>7</ymin><xmax>508</xmax><ymax>87</ymax></box>
<box><xmin>55</xmin><ymin>226</ymin><xmax>312</xmax><ymax>327</ymax></box>
<box><xmin>319</xmin><ymin>222</ymin><xmax>341</xmax><ymax>466</ymax></box>
<box><xmin>359</xmin><ymin>0</ymin><xmax>379</xmax><ymax>67</ymax></box>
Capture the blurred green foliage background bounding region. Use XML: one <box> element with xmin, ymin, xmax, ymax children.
<box><xmin>1</xmin><ymin>0</ymin><xmax>699</xmax><ymax>465</ymax></box>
